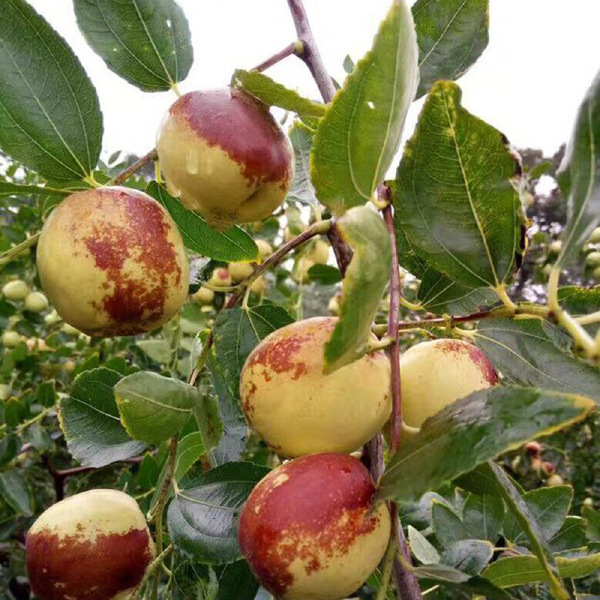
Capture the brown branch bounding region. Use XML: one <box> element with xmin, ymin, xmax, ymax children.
<box><xmin>285</xmin><ymin>0</ymin><xmax>354</xmax><ymax>274</ymax></box>
<box><xmin>252</xmin><ymin>42</ymin><xmax>303</xmax><ymax>73</ymax></box>
<box><xmin>109</xmin><ymin>148</ymin><xmax>158</xmax><ymax>186</ymax></box>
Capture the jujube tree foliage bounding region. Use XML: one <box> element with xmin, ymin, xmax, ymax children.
<box><xmin>0</xmin><ymin>0</ymin><xmax>599</xmax><ymax>599</ymax></box>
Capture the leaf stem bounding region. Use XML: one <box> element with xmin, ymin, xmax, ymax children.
<box><xmin>0</xmin><ymin>232</ymin><xmax>41</xmax><ymax>267</ymax></box>
<box><xmin>134</xmin><ymin>544</ymin><xmax>174</xmax><ymax>600</ymax></box>
<box><xmin>109</xmin><ymin>149</ymin><xmax>158</xmax><ymax>186</ymax></box>
<box><xmin>251</xmin><ymin>41</ymin><xmax>304</xmax><ymax>72</ymax></box>
<box><xmin>375</xmin><ymin>518</ymin><xmax>399</xmax><ymax>600</ymax></box>
<box><xmin>576</xmin><ymin>310</ymin><xmax>600</xmax><ymax>326</ymax></box>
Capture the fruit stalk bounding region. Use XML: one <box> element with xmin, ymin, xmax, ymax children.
<box><xmin>0</xmin><ymin>232</ymin><xmax>41</xmax><ymax>267</ymax></box>
<box><xmin>382</xmin><ymin>201</ymin><xmax>424</xmax><ymax>600</ymax></box>
<box><xmin>285</xmin><ymin>0</ymin><xmax>354</xmax><ymax>274</ymax></box>
<box><xmin>252</xmin><ymin>41</ymin><xmax>303</xmax><ymax>73</ymax></box>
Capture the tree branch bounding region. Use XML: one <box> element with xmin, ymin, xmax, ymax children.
<box><xmin>109</xmin><ymin>148</ymin><xmax>158</xmax><ymax>186</ymax></box>
<box><xmin>252</xmin><ymin>41</ymin><xmax>303</xmax><ymax>73</ymax></box>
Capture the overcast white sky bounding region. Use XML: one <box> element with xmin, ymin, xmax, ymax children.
<box><xmin>28</xmin><ymin>0</ymin><xmax>600</xmax><ymax>161</ymax></box>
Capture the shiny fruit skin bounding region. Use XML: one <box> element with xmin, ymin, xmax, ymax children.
<box><xmin>193</xmin><ymin>286</ymin><xmax>215</xmax><ymax>305</ymax></box>
<box><xmin>228</xmin><ymin>261</ymin><xmax>255</xmax><ymax>282</ymax></box>
<box><xmin>586</xmin><ymin>251</ymin><xmax>600</xmax><ymax>267</ymax></box>
<box><xmin>209</xmin><ymin>268</ymin><xmax>232</xmax><ymax>288</ymax></box>
<box><xmin>256</xmin><ymin>239</ymin><xmax>273</xmax><ymax>259</ymax></box>
<box><xmin>239</xmin><ymin>453</ymin><xmax>391</xmax><ymax>600</ymax></box>
<box><xmin>589</xmin><ymin>227</ymin><xmax>600</xmax><ymax>244</ymax></box>
<box><xmin>36</xmin><ymin>187</ymin><xmax>188</xmax><ymax>337</ymax></box>
<box><xmin>24</xmin><ymin>291</ymin><xmax>49</xmax><ymax>312</ymax></box>
<box><xmin>2</xmin><ymin>280</ymin><xmax>30</xmax><ymax>301</ymax></box>
<box><xmin>156</xmin><ymin>89</ymin><xmax>294</xmax><ymax>229</ymax></box>
<box><xmin>400</xmin><ymin>339</ymin><xmax>498</xmax><ymax>428</ymax></box>
<box><xmin>240</xmin><ymin>317</ymin><xmax>391</xmax><ymax>457</ymax></box>
<box><xmin>26</xmin><ymin>489</ymin><xmax>154</xmax><ymax>600</ymax></box>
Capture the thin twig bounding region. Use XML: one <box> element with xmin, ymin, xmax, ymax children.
<box><xmin>109</xmin><ymin>149</ymin><xmax>158</xmax><ymax>186</ymax></box>
<box><xmin>251</xmin><ymin>41</ymin><xmax>303</xmax><ymax>72</ymax></box>
<box><xmin>0</xmin><ymin>232</ymin><xmax>41</xmax><ymax>267</ymax></box>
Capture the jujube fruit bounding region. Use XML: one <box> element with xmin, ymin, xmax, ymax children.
<box><xmin>256</xmin><ymin>239</ymin><xmax>273</xmax><ymax>259</ymax></box>
<box><xmin>36</xmin><ymin>187</ymin><xmax>188</xmax><ymax>337</ymax></box>
<box><xmin>209</xmin><ymin>267</ymin><xmax>232</xmax><ymax>288</ymax></box>
<box><xmin>240</xmin><ymin>317</ymin><xmax>391</xmax><ymax>457</ymax></box>
<box><xmin>239</xmin><ymin>453</ymin><xmax>391</xmax><ymax>600</ymax></box>
<box><xmin>192</xmin><ymin>286</ymin><xmax>215</xmax><ymax>305</ymax></box>
<box><xmin>2</xmin><ymin>331</ymin><xmax>22</xmax><ymax>347</ymax></box>
<box><xmin>156</xmin><ymin>89</ymin><xmax>294</xmax><ymax>229</ymax></box>
<box><xmin>24</xmin><ymin>291</ymin><xmax>49</xmax><ymax>312</ymax></box>
<box><xmin>2</xmin><ymin>279</ymin><xmax>30</xmax><ymax>301</ymax></box>
<box><xmin>305</xmin><ymin>239</ymin><xmax>330</xmax><ymax>264</ymax></box>
<box><xmin>26</xmin><ymin>489</ymin><xmax>154</xmax><ymax>600</ymax></box>
<box><xmin>228</xmin><ymin>261</ymin><xmax>255</xmax><ymax>282</ymax></box>
<box><xmin>400</xmin><ymin>339</ymin><xmax>498</xmax><ymax>429</ymax></box>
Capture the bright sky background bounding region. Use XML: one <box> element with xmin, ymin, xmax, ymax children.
<box><xmin>28</xmin><ymin>0</ymin><xmax>600</xmax><ymax>162</ymax></box>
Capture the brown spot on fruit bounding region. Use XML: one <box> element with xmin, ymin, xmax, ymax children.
<box><xmin>238</xmin><ymin>454</ymin><xmax>390</xmax><ymax>600</ymax></box>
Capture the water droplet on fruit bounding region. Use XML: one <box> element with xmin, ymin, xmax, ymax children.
<box><xmin>166</xmin><ymin>180</ymin><xmax>181</xmax><ymax>198</ymax></box>
<box><xmin>186</xmin><ymin>149</ymin><xmax>199</xmax><ymax>175</ymax></box>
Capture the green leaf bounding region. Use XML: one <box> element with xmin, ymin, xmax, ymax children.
<box><xmin>0</xmin><ymin>182</ymin><xmax>69</xmax><ymax>198</ymax></box>
<box><xmin>583</xmin><ymin>506</ymin><xmax>600</xmax><ymax>542</ymax></box>
<box><xmin>193</xmin><ymin>392</ymin><xmax>223</xmax><ymax>457</ymax></box>
<box><xmin>432</xmin><ymin>501</ymin><xmax>468</xmax><ymax>546</ymax></box>
<box><xmin>417</xmin><ymin>268</ymin><xmax>498</xmax><ymax>315</ymax></box>
<box><xmin>0</xmin><ymin>0</ymin><xmax>102</xmax><ymax>180</ymax></box>
<box><xmin>379</xmin><ymin>386</ymin><xmax>593</xmax><ymax>503</ymax></box>
<box><xmin>136</xmin><ymin>339</ymin><xmax>172</xmax><ymax>365</ymax></box>
<box><xmin>483</xmin><ymin>552</ymin><xmax>600</xmax><ymax>588</ymax></box>
<box><xmin>408</xmin><ymin>525</ymin><xmax>440</xmax><ymax>564</ymax></box>
<box><xmin>36</xmin><ymin>381</ymin><xmax>57</xmax><ymax>408</ymax></box>
<box><xmin>287</xmin><ymin>122</ymin><xmax>318</xmax><ymax>206</ymax></box>
<box><xmin>558</xmin><ymin>286</ymin><xmax>600</xmax><ymax>336</ymax></box>
<box><xmin>0</xmin><ymin>435</ymin><xmax>19</xmax><ymax>468</ymax></box>
<box><xmin>413</xmin><ymin>0</ymin><xmax>489</xmax><ymax>99</ymax></box>
<box><xmin>550</xmin><ymin>516</ymin><xmax>587</xmax><ymax>552</ymax></box>
<box><xmin>114</xmin><ymin>371</ymin><xmax>197</xmax><ymax>444</ymax></box>
<box><xmin>503</xmin><ymin>486</ymin><xmax>573</xmax><ymax>547</ymax></box>
<box><xmin>463</xmin><ymin>493</ymin><xmax>504</xmax><ymax>543</ymax></box>
<box><xmin>307</xmin><ymin>264</ymin><xmax>342</xmax><ymax>285</ymax></box>
<box><xmin>148</xmin><ymin>182</ymin><xmax>259</xmax><ymax>262</ymax></box>
<box><xmin>59</xmin><ymin>368</ymin><xmax>145</xmax><ymax>468</ymax></box>
<box><xmin>311</xmin><ymin>0</ymin><xmax>418</xmax><ymax>214</ymax></box>
<box><xmin>440</xmin><ymin>539</ymin><xmax>493</xmax><ymax>575</ymax></box>
<box><xmin>0</xmin><ymin>470</ymin><xmax>33</xmax><ymax>516</ymax></box>
<box><xmin>485</xmin><ymin>462</ymin><xmax>568</xmax><ymax>600</ymax></box>
<box><xmin>324</xmin><ymin>206</ymin><xmax>391</xmax><ymax>372</ymax></box>
<box><xmin>474</xmin><ymin>318</ymin><xmax>600</xmax><ymax>402</ymax></box>
<box><xmin>208</xmin><ymin>305</ymin><xmax>294</xmax><ymax>464</ymax></box>
<box><xmin>232</xmin><ymin>70</ymin><xmax>327</xmax><ymax>117</ymax></box>
<box><xmin>74</xmin><ymin>0</ymin><xmax>193</xmax><ymax>92</ymax></box>
<box><xmin>149</xmin><ymin>431</ymin><xmax>207</xmax><ymax>514</ymax></box>
<box><xmin>556</xmin><ymin>72</ymin><xmax>600</xmax><ymax>268</ymax></box>
<box><xmin>395</xmin><ymin>81</ymin><xmax>524</xmax><ymax>288</ymax></box>
<box><xmin>167</xmin><ymin>461</ymin><xmax>269</xmax><ymax>564</ymax></box>
<box><xmin>413</xmin><ymin>564</ymin><xmax>512</xmax><ymax>599</ymax></box>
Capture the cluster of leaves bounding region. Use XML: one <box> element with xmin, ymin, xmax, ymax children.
<box><xmin>0</xmin><ymin>0</ymin><xmax>599</xmax><ymax>599</ymax></box>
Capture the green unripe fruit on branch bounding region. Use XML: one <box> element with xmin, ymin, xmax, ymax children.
<box><xmin>192</xmin><ymin>286</ymin><xmax>215</xmax><ymax>305</ymax></box>
<box><xmin>548</xmin><ymin>240</ymin><xmax>562</xmax><ymax>254</ymax></box>
<box><xmin>594</xmin><ymin>266</ymin><xmax>600</xmax><ymax>281</ymax></box>
<box><xmin>209</xmin><ymin>267</ymin><xmax>232</xmax><ymax>288</ymax></box>
<box><xmin>586</xmin><ymin>251</ymin><xmax>600</xmax><ymax>267</ymax></box>
<box><xmin>26</xmin><ymin>489</ymin><xmax>154</xmax><ymax>600</ymax></box>
<box><xmin>239</xmin><ymin>453</ymin><xmax>390</xmax><ymax>600</ymax></box>
<box><xmin>2</xmin><ymin>279</ymin><xmax>30</xmax><ymax>301</ymax></box>
<box><xmin>240</xmin><ymin>317</ymin><xmax>391</xmax><ymax>457</ymax></box>
<box><xmin>24</xmin><ymin>291</ymin><xmax>49</xmax><ymax>313</ymax></box>
<box><xmin>256</xmin><ymin>239</ymin><xmax>273</xmax><ymax>259</ymax></box>
<box><xmin>305</xmin><ymin>239</ymin><xmax>330</xmax><ymax>265</ymax></box>
<box><xmin>400</xmin><ymin>339</ymin><xmax>498</xmax><ymax>429</ymax></box>
<box><xmin>0</xmin><ymin>383</ymin><xmax>12</xmax><ymax>401</ymax></box>
<box><xmin>2</xmin><ymin>331</ymin><xmax>22</xmax><ymax>348</ymax></box>
<box><xmin>37</xmin><ymin>187</ymin><xmax>189</xmax><ymax>337</ymax></box>
<box><xmin>228</xmin><ymin>261</ymin><xmax>255</xmax><ymax>282</ymax></box>
<box><xmin>156</xmin><ymin>89</ymin><xmax>294</xmax><ymax>229</ymax></box>
<box><xmin>589</xmin><ymin>227</ymin><xmax>600</xmax><ymax>244</ymax></box>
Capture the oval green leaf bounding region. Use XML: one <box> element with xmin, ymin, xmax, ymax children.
<box><xmin>74</xmin><ymin>0</ymin><xmax>193</xmax><ymax>92</ymax></box>
<box><xmin>0</xmin><ymin>0</ymin><xmax>103</xmax><ymax>180</ymax></box>
<box><xmin>311</xmin><ymin>0</ymin><xmax>419</xmax><ymax>214</ymax></box>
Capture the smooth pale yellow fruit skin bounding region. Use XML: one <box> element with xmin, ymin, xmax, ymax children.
<box><xmin>0</xmin><ymin>384</ymin><xmax>12</xmax><ymax>401</ymax></box>
<box><xmin>587</xmin><ymin>251</ymin><xmax>600</xmax><ymax>267</ymax></box>
<box><xmin>156</xmin><ymin>89</ymin><xmax>294</xmax><ymax>230</ymax></box>
<box><xmin>44</xmin><ymin>310</ymin><xmax>62</xmax><ymax>325</ymax></box>
<box><xmin>36</xmin><ymin>187</ymin><xmax>189</xmax><ymax>337</ymax></box>
<box><xmin>2</xmin><ymin>280</ymin><xmax>30</xmax><ymax>301</ymax></box>
<box><xmin>2</xmin><ymin>331</ymin><xmax>22</xmax><ymax>347</ymax></box>
<box><xmin>239</xmin><ymin>454</ymin><xmax>391</xmax><ymax>600</ymax></box>
<box><xmin>306</xmin><ymin>239</ymin><xmax>330</xmax><ymax>265</ymax></box>
<box><xmin>26</xmin><ymin>489</ymin><xmax>154</xmax><ymax>600</ymax></box>
<box><xmin>240</xmin><ymin>317</ymin><xmax>391</xmax><ymax>457</ymax></box>
<box><xmin>209</xmin><ymin>268</ymin><xmax>232</xmax><ymax>288</ymax></box>
<box><xmin>400</xmin><ymin>339</ymin><xmax>498</xmax><ymax>429</ymax></box>
<box><xmin>193</xmin><ymin>287</ymin><xmax>215</xmax><ymax>305</ymax></box>
<box><xmin>256</xmin><ymin>239</ymin><xmax>273</xmax><ymax>259</ymax></box>
<box><xmin>548</xmin><ymin>240</ymin><xmax>562</xmax><ymax>254</ymax></box>
<box><xmin>589</xmin><ymin>227</ymin><xmax>600</xmax><ymax>244</ymax></box>
<box><xmin>293</xmin><ymin>257</ymin><xmax>314</xmax><ymax>283</ymax></box>
<box><xmin>250</xmin><ymin>276</ymin><xmax>267</xmax><ymax>294</ymax></box>
<box><xmin>24</xmin><ymin>292</ymin><xmax>49</xmax><ymax>312</ymax></box>
<box><xmin>594</xmin><ymin>266</ymin><xmax>600</xmax><ymax>281</ymax></box>
<box><xmin>228</xmin><ymin>261</ymin><xmax>255</xmax><ymax>281</ymax></box>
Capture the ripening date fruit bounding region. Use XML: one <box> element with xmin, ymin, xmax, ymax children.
<box><xmin>240</xmin><ymin>317</ymin><xmax>391</xmax><ymax>457</ymax></box>
<box><xmin>239</xmin><ymin>453</ymin><xmax>391</xmax><ymax>600</ymax></box>
<box><xmin>400</xmin><ymin>339</ymin><xmax>498</xmax><ymax>429</ymax></box>
<box><xmin>156</xmin><ymin>89</ymin><xmax>294</xmax><ymax>229</ymax></box>
<box><xmin>26</xmin><ymin>489</ymin><xmax>154</xmax><ymax>600</ymax></box>
<box><xmin>36</xmin><ymin>187</ymin><xmax>189</xmax><ymax>337</ymax></box>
